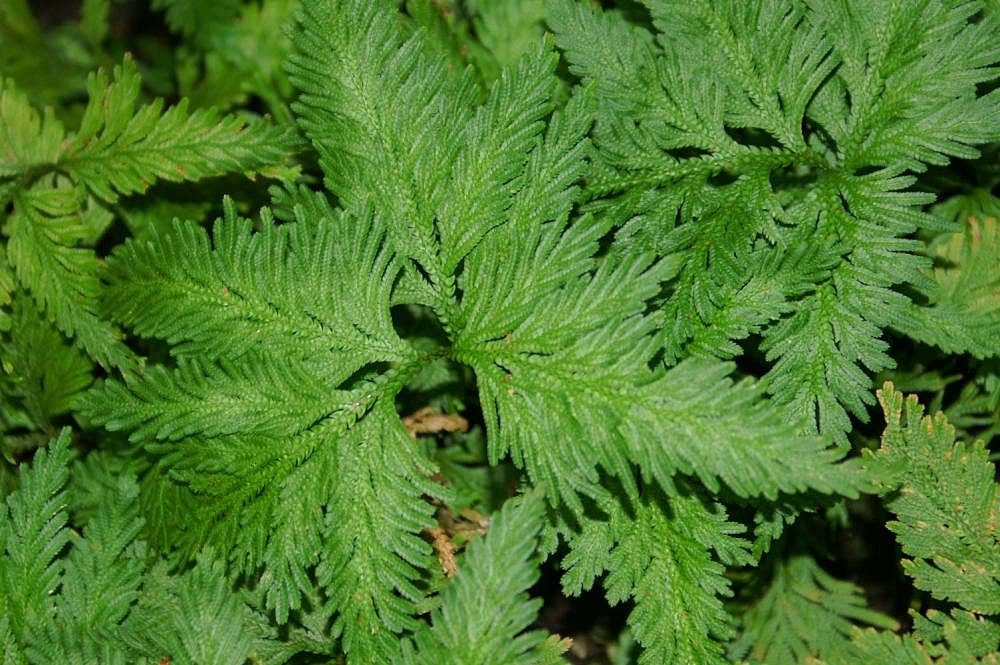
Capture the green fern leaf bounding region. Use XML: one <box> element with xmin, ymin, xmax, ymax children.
<box><xmin>87</xmin><ymin>198</ymin><xmax>443</xmax><ymax>661</ymax></box>
<box><xmin>316</xmin><ymin>400</ymin><xmax>442</xmax><ymax>662</ymax></box>
<box><xmin>0</xmin><ymin>54</ymin><xmax>299</xmax><ymax>370</ymax></box>
<box><xmin>53</xmin><ymin>475</ymin><xmax>144</xmax><ymax>637</ymax></box>
<box><xmin>547</xmin><ymin>0</ymin><xmax>1000</xmax><ymax>443</ymax></box>
<box><xmin>0</xmin><ymin>429</ymin><xmax>71</xmax><ymax>643</ymax></box>
<box><xmin>2</xmin><ymin>57</ymin><xmax>299</xmax><ymax>202</ymax></box>
<box><xmin>151</xmin><ymin>0</ymin><xmax>243</xmax><ymax>49</ymax></box>
<box><xmin>0</xmin><ymin>617</ymin><xmax>23</xmax><ymax>665</ymax></box>
<box><xmin>101</xmin><ymin>195</ymin><xmax>405</xmax><ymax>367</ymax></box>
<box><xmin>0</xmin><ymin>297</ymin><xmax>92</xmax><ymax>429</ymax></box>
<box><xmin>875</xmin><ymin>383</ymin><xmax>1000</xmax><ymax>615</ymax></box>
<box><xmin>466</xmin><ymin>0</ymin><xmax>548</xmax><ymax>81</ymax></box>
<box><xmin>83</xmin><ymin>5</ymin><xmax>890</xmax><ymax>664</ymax></box>
<box><xmin>561</xmin><ymin>490</ymin><xmax>752</xmax><ymax>665</ymax></box>
<box><xmin>834</xmin><ymin>607</ymin><xmax>1000</xmax><ymax>665</ymax></box>
<box><xmin>0</xmin><ymin>79</ymin><xmax>64</xmax><ymax>178</ymax></box>
<box><xmin>404</xmin><ymin>490</ymin><xmax>569</xmax><ymax>665</ymax></box>
<box><xmin>63</xmin><ymin>56</ymin><xmax>299</xmax><ymax>202</ymax></box>
<box><xmin>24</xmin><ymin>474</ymin><xmax>143</xmax><ymax>663</ymax></box>
<box><xmin>901</xmin><ymin>214</ymin><xmax>1000</xmax><ymax>359</ymax></box>
<box><xmin>911</xmin><ymin>608</ymin><xmax>1000</xmax><ymax>661</ymax></box>
<box><xmin>5</xmin><ymin>182</ymin><xmax>131</xmax><ymax>369</ymax></box>
<box><xmin>121</xmin><ymin>553</ymin><xmax>274</xmax><ymax>665</ymax></box>
<box><xmin>731</xmin><ymin>554</ymin><xmax>898</xmax><ymax>664</ymax></box>
<box><xmin>288</xmin><ymin>0</ymin><xmax>473</xmax><ymax>291</ymax></box>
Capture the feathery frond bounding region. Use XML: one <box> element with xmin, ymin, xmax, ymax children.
<box><xmin>546</xmin><ymin>0</ymin><xmax>1000</xmax><ymax>443</ymax></box>
<box><xmin>874</xmin><ymin>383</ymin><xmax>1000</xmax><ymax>615</ymax></box>
<box><xmin>404</xmin><ymin>490</ymin><xmax>568</xmax><ymax>665</ymax></box>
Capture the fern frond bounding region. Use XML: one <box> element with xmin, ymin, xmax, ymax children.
<box><xmin>5</xmin><ymin>182</ymin><xmax>131</xmax><ymax>369</ymax></box>
<box><xmin>2</xmin><ymin>57</ymin><xmax>298</xmax><ymax>201</ymax></box>
<box><xmin>806</xmin><ymin>0</ymin><xmax>1000</xmax><ymax>170</ymax></box>
<box><xmin>452</xmin><ymin>87</ymin><xmax>595</xmax><ymax>345</ymax></box>
<box><xmin>87</xmin><ymin>198</ymin><xmax>443</xmax><ymax>661</ymax></box>
<box><xmin>0</xmin><ymin>429</ymin><xmax>71</xmax><ymax>642</ymax></box>
<box><xmin>317</xmin><ymin>401</ymin><xmax>442</xmax><ymax>662</ymax></box>
<box><xmin>875</xmin><ymin>383</ymin><xmax>1000</xmax><ymax>615</ymax></box>
<box><xmin>902</xmin><ymin>215</ymin><xmax>1000</xmax><ymax>359</ymax></box>
<box><xmin>466</xmin><ymin>0</ymin><xmax>548</xmax><ymax>80</ymax></box>
<box><xmin>289</xmin><ymin>0</ymin><xmax>473</xmax><ymax>287</ymax></box>
<box><xmin>910</xmin><ymin>608</ymin><xmax>1000</xmax><ymax>661</ymax></box>
<box><xmin>53</xmin><ymin>473</ymin><xmax>144</xmax><ymax>636</ymax></box>
<box><xmin>456</xmin><ymin>246</ymin><xmax>664</xmax><ymax>509</ymax></box>
<box><xmin>760</xmin><ymin>171</ymin><xmax>941</xmax><ymax>443</ymax></box>
<box><xmin>25</xmin><ymin>474</ymin><xmax>144</xmax><ymax>663</ymax></box>
<box><xmin>405</xmin><ymin>490</ymin><xmax>568</xmax><ymax>665</ymax></box>
<box><xmin>436</xmin><ymin>43</ymin><xmax>557</xmax><ymax>272</ymax></box>
<box><xmin>101</xmin><ymin>195</ymin><xmax>407</xmax><ymax>366</ymax></box>
<box><xmin>730</xmin><ymin>554</ymin><xmax>897</xmax><ymax>664</ymax></box>
<box><xmin>458</xmin><ymin>218</ymin><xmax>863</xmax><ymax>510</ymax></box>
<box><xmin>290</xmin><ymin>0</ymin><xmax>567</xmax><ymax>321</ymax></box>
<box><xmin>629</xmin><ymin>360</ymin><xmax>868</xmax><ymax>499</ymax></box>
<box><xmin>1</xmin><ymin>55</ymin><xmax>298</xmax><ymax>371</ymax></box>
<box><xmin>62</xmin><ymin>56</ymin><xmax>299</xmax><ymax>202</ymax></box>
<box><xmin>451</xmin><ymin>87</ymin><xmax>864</xmax><ymax>507</ymax></box>
<box><xmin>94</xmin><ymin>356</ymin><xmax>350</xmax><ymax>443</ymax></box>
<box><xmin>151</xmin><ymin>0</ymin><xmax>243</xmax><ymax>49</ymax></box>
<box><xmin>834</xmin><ymin>607</ymin><xmax>1000</xmax><ymax>664</ymax></box>
<box><xmin>0</xmin><ymin>297</ymin><xmax>92</xmax><ymax>428</ymax></box>
<box><xmin>547</xmin><ymin>0</ymin><xmax>1000</xmax><ymax>443</ymax></box>
<box><xmin>121</xmin><ymin>553</ymin><xmax>275</xmax><ymax>665</ymax></box>
<box><xmin>564</xmin><ymin>490</ymin><xmax>752</xmax><ymax>665</ymax></box>
<box><xmin>0</xmin><ymin>79</ymin><xmax>64</xmax><ymax>179</ymax></box>
<box><xmin>642</xmin><ymin>0</ymin><xmax>835</xmax><ymax>152</ymax></box>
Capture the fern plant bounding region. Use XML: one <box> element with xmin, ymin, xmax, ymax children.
<box><xmin>1</xmin><ymin>0</ymin><xmax>998</xmax><ymax>663</ymax></box>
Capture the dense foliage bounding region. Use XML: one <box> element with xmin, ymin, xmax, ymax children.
<box><xmin>1</xmin><ymin>1</ymin><xmax>998</xmax><ymax>663</ymax></box>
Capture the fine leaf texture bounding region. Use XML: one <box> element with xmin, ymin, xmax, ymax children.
<box><xmin>0</xmin><ymin>54</ymin><xmax>299</xmax><ymax>371</ymax></box>
<box><xmin>0</xmin><ymin>429</ymin><xmax>71</xmax><ymax>643</ymax></box>
<box><xmin>63</xmin><ymin>56</ymin><xmax>299</xmax><ymax>203</ymax></box>
<box><xmin>87</xmin><ymin>197</ymin><xmax>443</xmax><ymax>661</ymax></box>
<box><xmin>288</xmin><ymin>0</ymin><xmax>475</xmax><ymax>293</ymax></box>
<box><xmin>0</xmin><ymin>431</ymin><xmax>284</xmax><ymax>663</ymax></box>
<box><xmin>546</xmin><ymin>0</ymin><xmax>1000</xmax><ymax>443</ymax></box>
<box><xmin>151</xmin><ymin>0</ymin><xmax>243</xmax><ymax>48</ymax></box>
<box><xmin>49</xmin><ymin>2</ymin><xmax>1000</xmax><ymax>664</ymax></box>
<box><xmin>5</xmin><ymin>181</ymin><xmax>130</xmax><ymax>369</ymax></box>
<box><xmin>874</xmin><ymin>383</ymin><xmax>1000</xmax><ymax>615</ymax></box>
<box><xmin>730</xmin><ymin>554</ymin><xmax>898</xmax><ymax>664</ymax></box>
<box><xmin>558</xmin><ymin>489</ymin><xmax>753</xmax><ymax>665</ymax></box>
<box><xmin>403</xmin><ymin>490</ymin><xmax>569</xmax><ymax>665</ymax></box>
<box><xmin>0</xmin><ymin>297</ymin><xmax>92</xmax><ymax>429</ymax></box>
<box><xmin>902</xmin><ymin>214</ymin><xmax>1000</xmax><ymax>359</ymax></box>
<box><xmin>1</xmin><ymin>56</ymin><xmax>298</xmax><ymax>202</ymax></box>
<box><xmin>286</xmin><ymin>0</ymin><xmax>865</xmax><ymax>524</ymax></box>
<box><xmin>23</xmin><ymin>473</ymin><xmax>144</xmax><ymax>663</ymax></box>
<box><xmin>832</xmin><ymin>608</ymin><xmax>1000</xmax><ymax>664</ymax></box>
<box><xmin>120</xmin><ymin>554</ymin><xmax>272</xmax><ymax>665</ymax></box>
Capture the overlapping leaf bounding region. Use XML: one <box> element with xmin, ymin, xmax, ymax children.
<box><xmin>87</xmin><ymin>194</ymin><xmax>443</xmax><ymax>660</ymax></box>
<box><xmin>547</xmin><ymin>0</ymin><xmax>1000</xmax><ymax>444</ymax></box>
